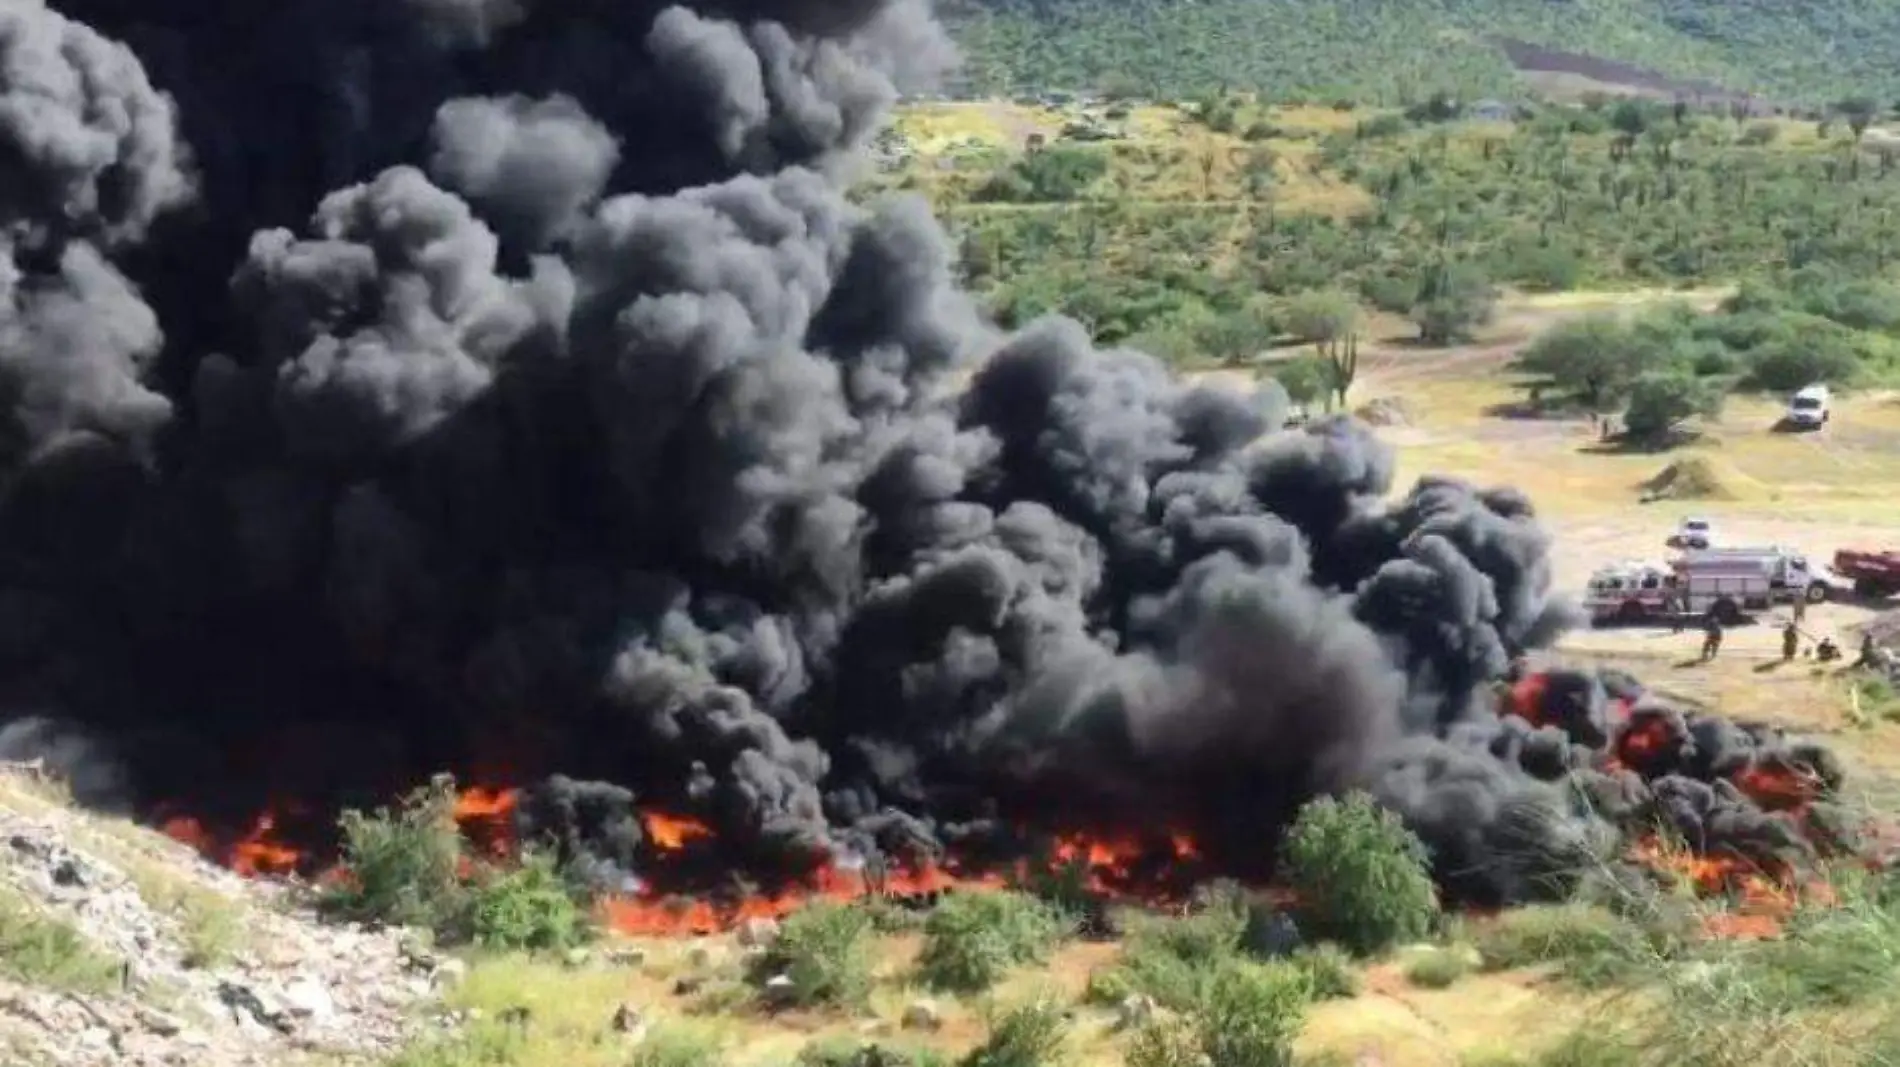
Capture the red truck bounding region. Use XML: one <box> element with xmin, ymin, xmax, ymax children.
<box><xmin>1833</xmin><ymin>549</ymin><xmax>1900</xmax><ymax>598</ymax></box>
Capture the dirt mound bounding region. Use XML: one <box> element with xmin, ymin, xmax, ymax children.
<box><xmin>1639</xmin><ymin>456</ymin><xmax>1763</xmax><ymax>502</ymax></box>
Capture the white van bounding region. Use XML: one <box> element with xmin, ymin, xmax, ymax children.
<box><xmin>1786</xmin><ymin>384</ymin><xmax>1830</xmax><ymax>429</ymax></box>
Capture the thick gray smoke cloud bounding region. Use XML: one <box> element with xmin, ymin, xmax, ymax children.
<box><xmin>0</xmin><ymin>0</ymin><xmax>1840</xmax><ymax>905</ymax></box>
<box><xmin>0</xmin><ymin>0</ymin><xmax>193</xmax><ymax>470</ymax></box>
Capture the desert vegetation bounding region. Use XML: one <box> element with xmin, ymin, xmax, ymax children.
<box><xmin>942</xmin><ymin>0</ymin><xmax>1900</xmax><ymax>105</ymax></box>
<box><xmin>881</xmin><ymin>92</ymin><xmax>1900</xmax><ymax>439</ymax></box>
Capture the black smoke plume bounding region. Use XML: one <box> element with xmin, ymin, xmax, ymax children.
<box><xmin>0</xmin><ymin>0</ymin><xmax>1844</xmax><ymax>906</ymax></box>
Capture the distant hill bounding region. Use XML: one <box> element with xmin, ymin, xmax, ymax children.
<box><xmin>938</xmin><ymin>0</ymin><xmax>1900</xmax><ymax>107</ymax></box>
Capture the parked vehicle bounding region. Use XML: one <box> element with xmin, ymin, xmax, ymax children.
<box><xmin>1586</xmin><ymin>556</ymin><xmax>1773</xmax><ymax>625</ymax></box>
<box><xmin>1584</xmin><ymin>562</ymin><xmax>1676</xmax><ymax>624</ymax></box>
<box><xmin>1666</xmin><ymin>517</ymin><xmax>1715</xmax><ymax>550</ymax></box>
<box><xmin>1785</xmin><ymin>384</ymin><xmax>1831</xmax><ymax>429</ymax></box>
<box><xmin>1834</xmin><ymin>548</ymin><xmax>1900</xmax><ymax>598</ymax></box>
<box><xmin>1674</xmin><ymin>546</ymin><xmax>1839</xmax><ymax>605</ymax></box>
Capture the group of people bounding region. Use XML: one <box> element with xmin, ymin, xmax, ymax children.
<box><xmin>1675</xmin><ymin>593</ymin><xmax>1879</xmax><ymax>667</ymax></box>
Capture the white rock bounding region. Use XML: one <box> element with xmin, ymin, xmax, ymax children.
<box><xmin>901</xmin><ymin>999</ymin><xmax>942</xmax><ymax>1032</ymax></box>
<box><xmin>760</xmin><ymin>974</ymin><xmax>797</xmax><ymax>1006</ymax></box>
<box><xmin>282</xmin><ymin>975</ymin><xmax>335</xmax><ymax>1022</ymax></box>
<box><xmin>1115</xmin><ymin>993</ymin><xmax>1157</xmax><ymax>1030</ymax></box>
<box><xmin>135</xmin><ymin>1006</ymin><xmax>183</xmax><ymax>1037</ymax></box>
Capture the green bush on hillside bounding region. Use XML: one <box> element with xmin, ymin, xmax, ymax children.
<box><xmin>320</xmin><ymin>774</ymin><xmax>468</xmax><ymax>936</ymax></box>
<box><xmin>959</xmin><ymin>998</ymin><xmax>1068</xmax><ymax>1067</ymax></box>
<box><xmin>1127</xmin><ymin>959</ymin><xmax>1313</xmax><ymax>1067</ymax></box>
<box><xmin>464</xmin><ymin>851</ymin><xmax>590</xmax><ymax>952</ymax></box>
<box><xmin>747</xmin><ymin>901</ymin><xmax>878</xmax><ymax>1010</ymax></box>
<box><xmin>916</xmin><ymin>891</ymin><xmax>1071</xmax><ymax>993</ymax></box>
<box><xmin>1278</xmin><ymin>792</ymin><xmax>1439</xmax><ymax>957</ymax></box>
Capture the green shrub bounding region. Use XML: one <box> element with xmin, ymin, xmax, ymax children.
<box><xmin>382</xmin><ymin>1024</ymin><xmax>525</xmax><ymax>1067</ymax></box>
<box><xmin>1694</xmin><ymin>895</ymin><xmax>1900</xmax><ymax>1012</ymax></box>
<box><xmin>1198</xmin><ymin>961</ymin><xmax>1311</xmax><ymax>1067</ymax></box>
<box><xmin>464</xmin><ymin>850</ymin><xmax>590</xmax><ymax>952</ymax></box>
<box><xmin>1278</xmin><ymin>792</ymin><xmax>1439</xmax><ymax>956</ymax></box>
<box><xmin>1401</xmin><ymin>946</ymin><xmax>1474</xmax><ymax>988</ymax></box>
<box><xmin>798</xmin><ymin>1037</ymin><xmax>949</xmax><ymax>1067</ymax></box>
<box><xmin>854</xmin><ymin>895</ymin><xmax>929</xmax><ymax>934</ymax></box>
<box><xmin>1125</xmin><ymin>1017</ymin><xmax>1204</xmax><ymax>1067</ymax></box>
<box><xmin>1623</xmin><ymin>372</ymin><xmax>1724</xmax><ymax>444</ymax></box>
<box><xmin>916</xmin><ymin>891</ymin><xmax>1069</xmax><ymax>993</ymax></box>
<box><xmin>319</xmin><ymin>774</ymin><xmax>467</xmax><ymax>935</ymax></box>
<box><xmin>629</xmin><ymin>1025</ymin><xmax>728</xmax><ymax>1067</ymax></box>
<box><xmin>1472</xmin><ymin>903</ymin><xmax>1658</xmax><ymax>987</ymax></box>
<box><xmin>959</xmin><ymin>998</ymin><xmax>1068</xmax><ymax>1067</ymax></box>
<box><xmin>0</xmin><ymin>889</ymin><xmax>120</xmax><ymax>993</ymax></box>
<box><xmin>1099</xmin><ymin>893</ymin><xmax>1251</xmax><ymax>1009</ymax></box>
<box><xmin>1130</xmin><ymin>960</ymin><xmax>1312</xmax><ymax>1067</ymax></box>
<box><xmin>1287</xmin><ymin>944</ymin><xmax>1358</xmax><ymax>1000</ymax></box>
<box><xmin>972</xmin><ymin>147</ymin><xmax>1108</xmax><ymax>203</ymax></box>
<box><xmin>748</xmin><ymin>901</ymin><xmax>877</xmax><ymax>1010</ymax></box>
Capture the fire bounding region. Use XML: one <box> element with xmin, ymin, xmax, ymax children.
<box><xmin>596</xmin><ymin>861</ymin><xmax>996</xmax><ymax>937</ymax></box>
<box><xmin>643</xmin><ymin>811</ymin><xmax>713</xmax><ymax>851</ymax></box>
<box><xmin>1505</xmin><ymin>672</ymin><xmax>1551</xmax><ymax>727</ymax></box>
<box><xmin>592</xmin><ymin>826</ymin><xmax>1205</xmax><ymax>936</ymax></box>
<box><xmin>454</xmin><ymin>786</ymin><xmax>520</xmax><ymax>858</ymax></box>
<box><xmin>161</xmin><ymin>811</ymin><xmax>305</xmax><ymax>877</ymax></box>
<box><xmin>153</xmin><ymin>780</ymin><xmax>1218</xmax><ymax>937</ymax></box>
<box><xmin>159</xmin><ymin>784</ymin><xmax>524</xmax><ymax>879</ymax></box>
<box><xmin>1732</xmin><ymin>761</ymin><xmax>1822</xmax><ymax>812</ymax></box>
<box><xmin>1613</xmin><ymin>714</ymin><xmax>1674</xmax><ymax>767</ymax></box>
<box><xmin>1625</xmin><ymin>834</ymin><xmax>1836</xmax><ymax>940</ymax></box>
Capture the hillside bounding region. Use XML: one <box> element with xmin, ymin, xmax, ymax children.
<box><xmin>940</xmin><ymin>0</ymin><xmax>1900</xmax><ymax>106</ymax></box>
<box><xmin>875</xmin><ymin>96</ymin><xmax>1900</xmax><ymax>394</ymax></box>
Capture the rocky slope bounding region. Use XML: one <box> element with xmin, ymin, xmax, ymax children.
<box><xmin>0</xmin><ymin>765</ymin><xmax>454</xmax><ymax>1067</ymax></box>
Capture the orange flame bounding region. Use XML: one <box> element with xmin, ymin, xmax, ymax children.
<box><xmin>160</xmin><ymin>810</ymin><xmax>306</xmax><ymax>877</ymax></box>
<box><xmin>1625</xmin><ymin>833</ymin><xmax>1836</xmax><ymax>940</ymax></box>
<box><xmin>643</xmin><ymin>811</ymin><xmax>713</xmax><ymax>851</ymax></box>
<box><xmin>1732</xmin><ymin>762</ymin><xmax>1822</xmax><ymax>813</ymax></box>
<box><xmin>453</xmin><ymin>786</ymin><xmax>520</xmax><ymax>858</ymax></box>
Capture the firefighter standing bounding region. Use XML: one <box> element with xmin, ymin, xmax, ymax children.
<box><xmin>1783</xmin><ymin>621</ymin><xmax>1800</xmax><ymax>662</ymax></box>
<box><xmin>1793</xmin><ymin>596</ymin><xmax>1808</xmax><ymax>626</ymax></box>
<box><xmin>1701</xmin><ymin>613</ymin><xmax>1725</xmax><ymax>661</ymax></box>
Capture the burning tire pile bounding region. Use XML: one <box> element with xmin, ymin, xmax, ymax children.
<box><xmin>0</xmin><ymin>0</ymin><xmax>1873</xmax><ymax>938</ymax></box>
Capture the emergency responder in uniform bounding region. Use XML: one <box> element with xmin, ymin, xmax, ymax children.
<box><xmin>1701</xmin><ymin>613</ymin><xmax>1724</xmax><ymax>661</ymax></box>
<box><xmin>1858</xmin><ymin>632</ymin><xmax>1881</xmax><ymax>669</ymax></box>
<box><xmin>1783</xmin><ymin>620</ymin><xmax>1800</xmax><ymax>662</ymax></box>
